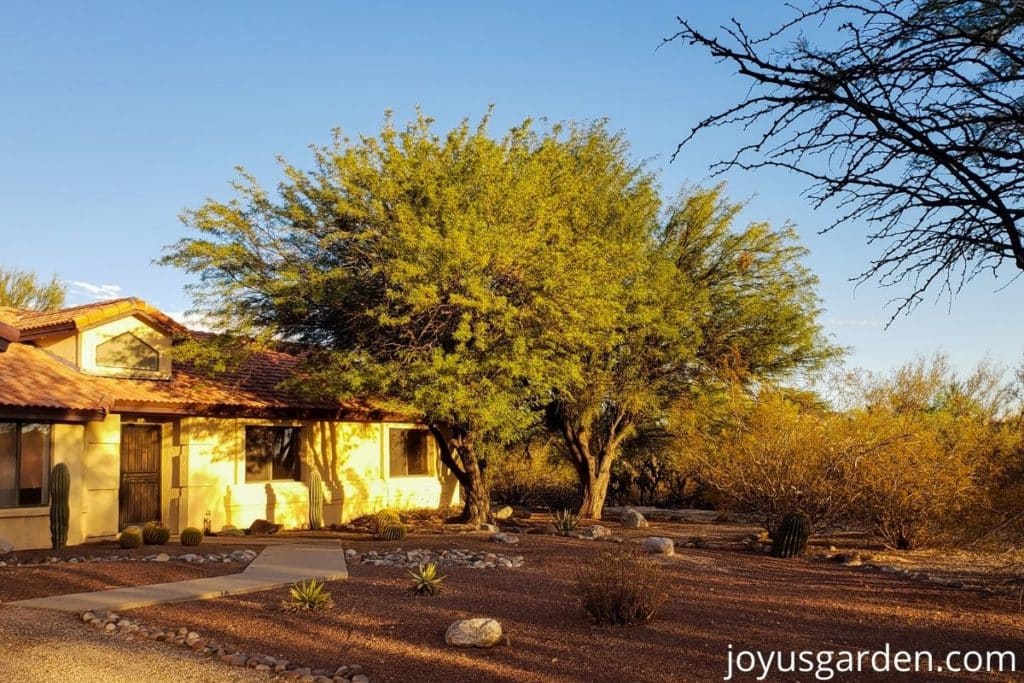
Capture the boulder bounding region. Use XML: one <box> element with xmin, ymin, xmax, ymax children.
<box><xmin>445</xmin><ymin>618</ymin><xmax>503</xmax><ymax>648</ymax></box>
<box><xmin>577</xmin><ymin>524</ymin><xmax>611</xmax><ymax>539</ymax></box>
<box><xmin>492</xmin><ymin>506</ymin><xmax>514</xmax><ymax>521</ymax></box>
<box><xmin>620</xmin><ymin>508</ymin><xmax>648</xmax><ymax>529</ymax></box>
<box><xmin>477</xmin><ymin>523</ymin><xmax>499</xmax><ymax>533</ymax></box>
<box><xmin>490</xmin><ymin>532</ymin><xmax>519</xmax><ymax>545</ymax></box>
<box><xmin>641</xmin><ymin>537</ymin><xmax>675</xmax><ymax>555</ymax></box>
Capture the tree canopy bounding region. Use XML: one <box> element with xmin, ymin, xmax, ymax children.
<box><xmin>667</xmin><ymin>0</ymin><xmax>1024</xmax><ymax>316</ymax></box>
<box><xmin>0</xmin><ymin>266</ymin><xmax>65</xmax><ymax>310</ymax></box>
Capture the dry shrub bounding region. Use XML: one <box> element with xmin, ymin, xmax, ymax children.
<box><xmin>573</xmin><ymin>550</ymin><xmax>667</xmax><ymax>626</ymax></box>
<box><xmin>488</xmin><ymin>438</ymin><xmax>579</xmax><ymax>509</ymax></box>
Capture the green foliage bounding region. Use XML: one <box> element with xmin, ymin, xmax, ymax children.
<box><xmin>282</xmin><ymin>579</ymin><xmax>334</xmax><ymax>612</ymax></box>
<box><xmin>574</xmin><ymin>550</ymin><xmax>667</xmax><ymax>626</ymax></box>
<box><xmin>379</xmin><ymin>523</ymin><xmax>408</xmax><ymax>541</ymax></box>
<box><xmin>142</xmin><ymin>521</ymin><xmax>171</xmax><ymax>545</ymax></box>
<box><xmin>771</xmin><ymin>513</ymin><xmax>811</xmax><ymax>558</ymax></box>
<box><xmin>552</xmin><ymin>508</ymin><xmax>579</xmax><ymax>536</ymax></box>
<box><xmin>119</xmin><ymin>528</ymin><xmax>143</xmax><ymax>549</ymax></box>
<box><xmin>48</xmin><ymin>462</ymin><xmax>70</xmax><ymax>549</ymax></box>
<box><xmin>308</xmin><ymin>470</ymin><xmax>324</xmax><ymax>531</ymax></box>
<box><xmin>407</xmin><ymin>562</ymin><xmax>446</xmax><ymax>596</ymax></box>
<box><xmin>180</xmin><ymin>527</ymin><xmax>203</xmax><ymax>546</ymax></box>
<box><xmin>0</xmin><ymin>266</ymin><xmax>65</xmax><ymax>310</ymax></box>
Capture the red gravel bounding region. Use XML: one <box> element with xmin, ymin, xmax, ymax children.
<box><xmin>126</xmin><ymin>529</ymin><xmax>1024</xmax><ymax>682</ymax></box>
<box><xmin>0</xmin><ymin>542</ymin><xmax>265</xmax><ymax>602</ymax></box>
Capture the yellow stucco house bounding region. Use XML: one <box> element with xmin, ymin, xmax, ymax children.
<box><xmin>0</xmin><ymin>298</ymin><xmax>458</xmax><ymax>550</ymax></box>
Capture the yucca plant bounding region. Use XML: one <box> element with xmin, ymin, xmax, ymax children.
<box><xmin>553</xmin><ymin>508</ymin><xmax>579</xmax><ymax>536</ymax></box>
<box><xmin>282</xmin><ymin>579</ymin><xmax>334</xmax><ymax>612</ymax></box>
<box><xmin>407</xmin><ymin>562</ymin><xmax>446</xmax><ymax>596</ymax></box>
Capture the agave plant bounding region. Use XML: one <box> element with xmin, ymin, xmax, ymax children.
<box><xmin>407</xmin><ymin>562</ymin><xmax>446</xmax><ymax>596</ymax></box>
<box><xmin>552</xmin><ymin>508</ymin><xmax>579</xmax><ymax>536</ymax></box>
<box><xmin>282</xmin><ymin>579</ymin><xmax>334</xmax><ymax>612</ymax></box>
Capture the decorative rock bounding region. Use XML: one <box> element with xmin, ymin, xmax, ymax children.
<box><xmin>154</xmin><ymin>553</ymin><xmax>170</xmax><ymax>562</ymax></box>
<box><xmin>477</xmin><ymin>523</ymin><xmax>499</xmax><ymax>533</ymax></box>
<box><xmin>490</xmin><ymin>532</ymin><xmax>519</xmax><ymax>545</ymax></box>
<box><xmin>641</xmin><ymin>537</ymin><xmax>675</xmax><ymax>555</ymax></box>
<box><xmin>620</xmin><ymin>508</ymin><xmax>648</xmax><ymax>529</ymax></box>
<box><xmin>577</xmin><ymin>525</ymin><xmax>611</xmax><ymax>539</ymax></box>
<box><xmin>445</xmin><ymin>617</ymin><xmax>503</xmax><ymax>648</ymax></box>
<box><xmin>492</xmin><ymin>506</ymin><xmax>514</xmax><ymax>521</ymax></box>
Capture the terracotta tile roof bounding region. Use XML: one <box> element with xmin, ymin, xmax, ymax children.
<box><xmin>0</xmin><ymin>298</ymin><xmax>187</xmax><ymax>338</ymax></box>
<box><xmin>0</xmin><ymin>344</ymin><xmax>112</xmax><ymax>413</ymax></box>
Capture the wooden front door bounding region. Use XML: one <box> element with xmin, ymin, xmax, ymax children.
<box><xmin>119</xmin><ymin>424</ymin><xmax>161</xmax><ymax>528</ymax></box>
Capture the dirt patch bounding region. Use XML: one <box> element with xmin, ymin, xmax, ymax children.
<box><xmin>127</xmin><ymin>530</ymin><xmax>1024</xmax><ymax>682</ymax></box>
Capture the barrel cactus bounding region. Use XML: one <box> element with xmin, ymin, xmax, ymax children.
<box><xmin>308</xmin><ymin>470</ymin><xmax>324</xmax><ymax>531</ymax></box>
<box><xmin>771</xmin><ymin>513</ymin><xmax>811</xmax><ymax>558</ymax></box>
<box><xmin>142</xmin><ymin>521</ymin><xmax>171</xmax><ymax>545</ymax></box>
<box><xmin>374</xmin><ymin>509</ymin><xmax>401</xmax><ymax>534</ymax></box>
<box><xmin>380</xmin><ymin>523</ymin><xmax>408</xmax><ymax>541</ymax></box>
<box><xmin>180</xmin><ymin>527</ymin><xmax>203</xmax><ymax>546</ymax></box>
<box><xmin>48</xmin><ymin>462</ymin><xmax>71</xmax><ymax>549</ymax></box>
<box><xmin>119</xmin><ymin>527</ymin><xmax>143</xmax><ymax>549</ymax></box>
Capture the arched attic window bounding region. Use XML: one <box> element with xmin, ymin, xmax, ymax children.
<box><xmin>95</xmin><ymin>332</ymin><xmax>160</xmax><ymax>372</ymax></box>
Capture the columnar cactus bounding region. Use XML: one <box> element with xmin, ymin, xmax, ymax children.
<box><xmin>49</xmin><ymin>462</ymin><xmax>70</xmax><ymax>549</ymax></box>
<box><xmin>180</xmin><ymin>527</ymin><xmax>203</xmax><ymax>546</ymax></box>
<box><xmin>771</xmin><ymin>512</ymin><xmax>811</xmax><ymax>558</ymax></box>
<box><xmin>308</xmin><ymin>470</ymin><xmax>324</xmax><ymax>531</ymax></box>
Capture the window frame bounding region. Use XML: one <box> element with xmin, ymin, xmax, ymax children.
<box><xmin>387</xmin><ymin>427</ymin><xmax>433</xmax><ymax>478</ymax></box>
<box><xmin>243</xmin><ymin>425</ymin><xmax>302</xmax><ymax>483</ymax></box>
<box><xmin>95</xmin><ymin>332</ymin><xmax>161</xmax><ymax>372</ymax></box>
<box><xmin>0</xmin><ymin>421</ymin><xmax>52</xmax><ymax>509</ymax></box>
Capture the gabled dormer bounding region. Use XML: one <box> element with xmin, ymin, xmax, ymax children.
<box><xmin>0</xmin><ymin>298</ymin><xmax>186</xmax><ymax>380</ymax></box>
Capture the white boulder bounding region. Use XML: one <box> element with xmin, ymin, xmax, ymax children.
<box><xmin>445</xmin><ymin>618</ymin><xmax>503</xmax><ymax>648</ymax></box>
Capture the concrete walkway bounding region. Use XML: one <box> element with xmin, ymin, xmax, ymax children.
<box><xmin>8</xmin><ymin>544</ymin><xmax>347</xmax><ymax>612</ymax></box>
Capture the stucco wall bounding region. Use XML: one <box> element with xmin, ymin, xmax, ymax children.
<box><xmin>79</xmin><ymin>315</ymin><xmax>172</xmax><ymax>379</ymax></box>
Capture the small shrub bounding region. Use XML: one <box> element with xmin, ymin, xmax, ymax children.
<box><xmin>142</xmin><ymin>521</ymin><xmax>170</xmax><ymax>545</ymax></box>
<box><xmin>407</xmin><ymin>562</ymin><xmax>446</xmax><ymax>596</ymax></box>
<box><xmin>282</xmin><ymin>579</ymin><xmax>334</xmax><ymax>612</ymax></box>
<box><xmin>180</xmin><ymin>527</ymin><xmax>203</xmax><ymax>546</ymax></box>
<box><xmin>552</xmin><ymin>508</ymin><xmax>579</xmax><ymax>536</ymax></box>
<box><xmin>574</xmin><ymin>550</ymin><xmax>667</xmax><ymax>626</ymax></box>
<box><xmin>119</xmin><ymin>527</ymin><xmax>143</xmax><ymax>549</ymax></box>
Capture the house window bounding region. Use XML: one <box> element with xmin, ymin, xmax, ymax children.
<box><xmin>389</xmin><ymin>428</ymin><xmax>430</xmax><ymax>477</ymax></box>
<box><xmin>245</xmin><ymin>427</ymin><xmax>300</xmax><ymax>482</ymax></box>
<box><xmin>96</xmin><ymin>332</ymin><xmax>160</xmax><ymax>372</ymax></box>
<box><xmin>0</xmin><ymin>422</ymin><xmax>51</xmax><ymax>508</ymax></box>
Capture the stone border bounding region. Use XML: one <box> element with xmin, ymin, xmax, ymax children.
<box><xmin>81</xmin><ymin>610</ymin><xmax>369</xmax><ymax>682</ymax></box>
<box><xmin>349</xmin><ymin>547</ymin><xmax>524</xmax><ymax>569</ymax></box>
<box><xmin>0</xmin><ymin>549</ymin><xmax>259</xmax><ymax>567</ymax></box>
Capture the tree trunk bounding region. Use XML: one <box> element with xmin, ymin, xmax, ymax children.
<box><xmin>579</xmin><ymin>465</ymin><xmax>613</xmax><ymax>519</ymax></box>
<box><xmin>428</xmin><ymin>423</ymin><xmax>491</xmax><ymax>526</ymax></box>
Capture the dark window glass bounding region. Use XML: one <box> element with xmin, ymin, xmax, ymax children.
<box><xmin>96</xmin><ymin>332</ymin><xmax>160</xmax><ymax>371</ymax></box>
<box><xmin>0</xmin><ymin>422</ymin><xmax>51</xmax><ymax>507</ymax></box>
<box><xmin>389</xmin><ymin>429</ymin><xmax>430</xmax><ymax>477</ymax></box>
<box><xmin>245</xmin><ymin>427</ymin><xmax>300</xmax><ymax>482</ymax></box>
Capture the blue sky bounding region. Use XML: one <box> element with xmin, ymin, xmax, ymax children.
<box><xmin>1</xmin><ymin>1</ymin><xmax>1019</xmax><ymax>374</ymax></box>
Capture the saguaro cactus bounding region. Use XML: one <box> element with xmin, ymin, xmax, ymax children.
<box><xmin>308</xmin><ymin>470</ymin><xmax>324</xmax><ymax>531</ymax></box>
<box><xmin>771</xmin><ymin>512</ymin><xmax>811</xmax><ymax>559</ymax></box>
<box><xmin>49</xmin><ymin>462</ymin><xmax>71</xmax><ymax>549</ymax></box>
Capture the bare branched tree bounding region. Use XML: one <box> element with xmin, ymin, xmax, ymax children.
<box><xmin>666</xmin><ymin>0</ymin><xmax>1024</xmax><ymax>317</ymax></box>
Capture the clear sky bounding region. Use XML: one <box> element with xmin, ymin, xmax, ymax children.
<box><xmin>1</xmin><ymin>1</ymin><xmax>1019</xmax><ymax>374</ymax></box>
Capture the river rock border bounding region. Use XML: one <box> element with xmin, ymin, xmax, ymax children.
<box><xmin>0</xmin><ymin>549</ymin><xmax>259</xmax><ymax>567</ymax></box>
<box><xmin>349</xmin><ymin>547</ymin><xmax>524</xmax><ymax>569</ymax></box>
<box><xmin>81</xmin><ymin>610</ymin><xmax>369</xmax><ymax>682</ymax></box>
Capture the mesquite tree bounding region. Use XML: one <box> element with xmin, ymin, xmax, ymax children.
<box><xmin>163</xmin><ymin>112</ymin><xmax>658</xmax><ymax>525</ymax></box>
<box><xmin>666</xmin><ymin>0</ymin><xmax>1024</xmax><ymax>316</ymax></box>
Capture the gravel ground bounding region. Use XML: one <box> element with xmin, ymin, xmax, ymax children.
<box><xmin>0</xmin><ymin>606</ymin><xmax>264</xmax><ymax>682</ymax></box>
<box><xmin>130</xmin><ymin>527</ymin><xmax>1024</xmax><ymax>682</ymax></box>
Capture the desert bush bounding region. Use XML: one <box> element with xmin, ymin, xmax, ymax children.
<box><xmin>574</xmin><ymin>550</ymin><xmax>667</xmax><ymax>625</ymax></box>
<box><xmin>407</xmin><ymin>562</ymin><xmax>446</xmax><ymax>596</ymax></box>
<box><xmin>487</xmin><ymin>436</ymin><xmax>580</xmax><ymax>509</ymax></box>
<box><xmin>282</xmin><ymin>579</ymin><xmax>334</xmax><ymax>612</ymax></box>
